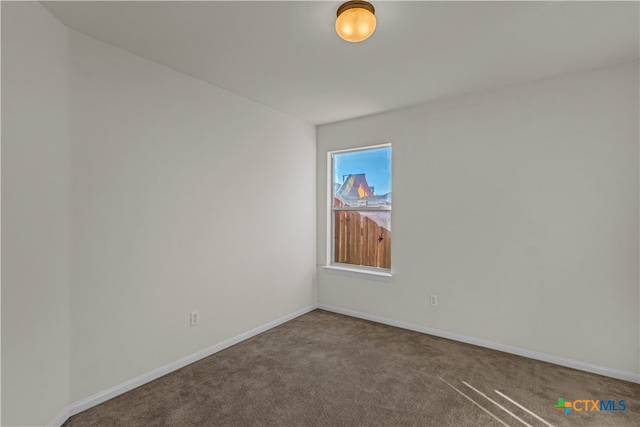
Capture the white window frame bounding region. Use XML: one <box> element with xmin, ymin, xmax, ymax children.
<box><xmin>324</xmin><ymin>143</ymin><xmax>393</xmax><ymax>278</ymax></box>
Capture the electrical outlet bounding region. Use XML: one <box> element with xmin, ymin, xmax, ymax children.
<box><xmin>190</xmin><ymin>311</ymin><xmax>199</xmax><ymax>327</ymax></box>
<box><xmin>430</xmin><ymin>294</ymin><xmax>438</xmax><ymax>306</ymax></box>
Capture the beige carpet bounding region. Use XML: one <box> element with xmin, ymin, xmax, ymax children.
<box><xmin>64</xmin><ymin>309</ymin><xmax>639</xmax><ymax>426</ymax></box>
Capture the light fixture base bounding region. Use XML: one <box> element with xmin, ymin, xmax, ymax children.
<box><xmin>337</xmin><ymin>1</ymin><xmax>375</xmax><ymax>18</ymax></box>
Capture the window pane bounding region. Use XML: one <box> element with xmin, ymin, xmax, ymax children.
<box><xmin>333</xmin><ymin>147</ymin><xmax>392</xmax><ymax>208</ymax></box>
<box><xmin>334</xmin><ymin>210</ymin><xmax>391</xmax><ymax>269</ymax></box>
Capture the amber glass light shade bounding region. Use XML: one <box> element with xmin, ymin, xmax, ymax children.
<box><xmin>335</xmin><ymin>1</ymin><xmax>376</xmax><ymax>43</ymax></box>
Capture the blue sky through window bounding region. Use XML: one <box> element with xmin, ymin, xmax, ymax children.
<box><xmin>334</xmin><ymin>146</ymin><xmax>392</xmax><ymax>195</ymax></box>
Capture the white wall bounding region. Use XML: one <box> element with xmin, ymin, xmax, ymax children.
<box><xmin>1</xmin><ymin>2</ymin><xmax>71</xmax><ymax>426</ymax></box>
<box><xmin>68</xmin><ymin>30</ymin><xmax>316</xmax><ymax>402</ymax></box>
<box><xmin>2</xmin><ymin>3</ymin><xmax>316</xmax><ymax>424</ymax></box>
<box><xmin>317</xmin><ymin>61</ymin><xmax>639</xmax><ymax>376</ymax></box>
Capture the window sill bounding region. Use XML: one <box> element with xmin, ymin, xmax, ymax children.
<box><xmin>322</xmin><ymin>265</ymin><xmax>393</xmax><ymax>281</ymax></box>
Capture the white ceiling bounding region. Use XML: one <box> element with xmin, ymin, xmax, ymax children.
<box><xmin>43</xmin><ymin>1</ymin><xmax>639</xmax><ymax>125</ymax></box>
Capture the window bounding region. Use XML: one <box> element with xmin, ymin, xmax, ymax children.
<box><xmin>329</xmin><ymin>144</ymin><xmax>392</xmax><ymax>273</ymax></box>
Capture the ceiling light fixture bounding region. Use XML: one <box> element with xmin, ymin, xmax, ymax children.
<box><xmin>335</xmin><ymin>1</ymin><xmax>376</xmax><ymax>43</ymax></box>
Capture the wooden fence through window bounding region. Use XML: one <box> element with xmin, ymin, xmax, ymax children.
<box><xmin>334</xmin><ymin>210</ymin><xmax>391</xmax><ymax>269</ymax></box>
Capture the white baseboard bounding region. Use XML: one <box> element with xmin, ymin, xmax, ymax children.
<box><xmin>48</xmin><ymin>304</ymin><xmax>318</xmax><ymax>427</ymax></box>
<box><xmin>317</xmin><ymin>303</ymin><xmax>640</xmax><ymax>384</ymax></box>
<box><xmin>47</xmin><ymin>406</ymin><xmax>71</xmax><ymax>427</ymax></box>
